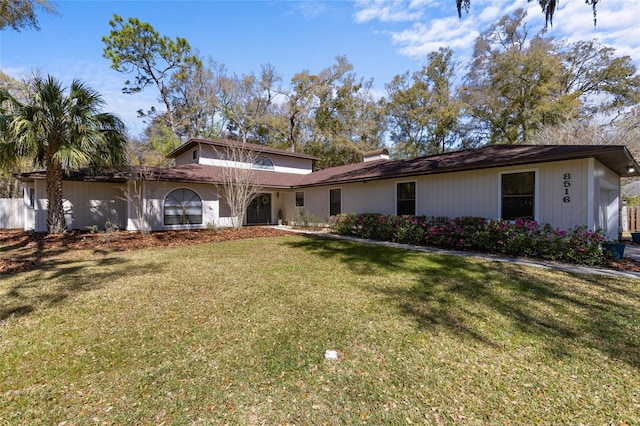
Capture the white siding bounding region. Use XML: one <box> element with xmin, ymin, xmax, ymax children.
<box><xmin>0</xmin><ymin>198</ymin><xmax>23</xmax><ymax>229</ymax></box>
<box><xmin>23</xmin><ymin>184</ymin><xmax>35</xmax><ymax>230</ymax></box>
<box><xmin>28</xmin><ymin>180</ymin><xmax>126</xmax><ymax>232</ymax></box>
<box><xmin>271</xmin><ymin>156</ymin><xmax>313</xmax><ymax>174</ymax></box>
<box><xmin>537</xmin><ymin>159</ymin><xmax>588</xmax><ymax>231</ymax></box>
<box><xmin>298</xmin><ymin>187</ymin><xmax>327</xmax><ymax>220</ymax></box>
<box><xmin>192</xmin><ymin>145</ymin><xmax>313</xmax><ymax>174</ymax></box>
<box><xmin>418</xmin><ymin>169</ymin><xmax>498</xmax><ymax>218</ymax></box>
<box><xmin>34</xmin><ymin>180</ymin><xmax>47</xmax><ymax>232</ymax></box>
<box><xmin>300</xmin><ymin>158</ymin><xmax>603</xmax><ymax>233</ymax></box>
<box><xmin>174</xmin><ymin>147</ymin><xmax>199</xmax><ymax>166</ymax></box>
<box><xmin>275</xmin><ymin>190</ymin><xmax>294</xmax><ymax>223</ymax></box>
<box><xmin>135</xmin><ymin>182</ymin><xmax>218</xmax><ymax>231</ymax></box>
<box><xmin>61</xmin><ymin>181</ymin><xmax>126</xmax><ymax>231</ymax></box>
<box><xmin>594</xmin><ymin>159</ymin><xmax>621</xmax><ymax>240</ymax></box>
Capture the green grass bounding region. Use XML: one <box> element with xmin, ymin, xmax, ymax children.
<box><xmin>1</xmin><ymin>235</ymin><xmax>639</xmax><ymax>425</ymax></box>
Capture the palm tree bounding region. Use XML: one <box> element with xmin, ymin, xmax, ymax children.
<box><xmin>0</xmin><ymin>75</ymin><xmax>127</xmax><ymax>233</ymax></box>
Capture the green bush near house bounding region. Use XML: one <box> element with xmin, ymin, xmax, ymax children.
<box><xmin>624</xmin><ymin>194</ymin><xmax>640</xmax><ymax>206</ymax></box>
<box><xmin>292</xmin><ymin>209</ymin><xmax>326</xmax><ymax>230</ymax></box>
<box><xmin>331</xmin><ymin>214</ymin><xmax>608</xmax><ymax>266</ymax></box>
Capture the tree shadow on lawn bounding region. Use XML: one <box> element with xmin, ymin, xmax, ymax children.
<box><xmin>0</xmin><ymin>231</ymin><xmax>91</xmax><ymax>275</ymax></box>
<box><xmin>285</xmin><ymin>235</ymin><xmax>640</xmax><ymax>369</ymax></box>
<box><xmin>1</xmin><ymin>252</ymin><xmax>164</xmax><ymax>322</ymax></box>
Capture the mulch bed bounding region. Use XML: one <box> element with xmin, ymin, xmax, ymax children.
<box><xmin>607</xmin><ymin>257</ymin><xmax>640</xmax><ymax>273</ymax></box>
<box><xmin>0</xmin><ymin>228</ymin><xmax>295</xmax><ymax>275</ymax></box>
<box><xmin>2</xmin><ymin>228</ymin><xmax>640</xmax><ymax>275</ymax></box>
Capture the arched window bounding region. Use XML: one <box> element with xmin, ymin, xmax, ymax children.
<box><xmin>253</xmin><ymin>156</ymin><xmax>274</xmax><ymax>170</ymax></box>
<box><xmin>164</xmin><ymin>188</ymin><xmax>203</xmax><ymax>225</ymax></box>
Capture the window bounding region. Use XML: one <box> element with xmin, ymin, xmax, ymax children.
<box><xmin>501</xmin><ymin>171</ymin><xmax>535</xmax><ymax>220</ymax></box>
<box><xmin>164</xmin><ymin>188</ymin><xmax>203</xmax><ymax>225</ymax></box>
<box><xmin>28</xmin><ymin>188</ymin><xmax>34</xmax><ymax>208</ymax></box>
<box><xmin>295</xmin><ymin>191</ymin><xmax>305</xmax><ymax>207</ymax></box>
<box><xmin>329</xmin><ymin>189</ymin><xmax>341</xmax><ymax>216</ymax></box>
<box><xmin>253</xmin><ymin>156</ymin><xmax>274</xmax><ymax>170</ymax></box>
<box><xmin>397</xmin><ymin>182</ymin><xmax>416</xmax><ymax>215</ymax></box>
<box><xmin>192</xmin><ymin>149</ymin><xmax>198</xmax><ymax>160</ymax></box>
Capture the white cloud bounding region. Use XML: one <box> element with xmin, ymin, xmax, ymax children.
<box><xmin>548</xmin><ymin>0</ymin><xmax>640</xmax><ymax>64</ymax></box>
<box><xmin>391</xmin><ymin>18</ymin><xmax>479</xmax><ymax>59</ymax></box>
<box><xmin>353</xmin><ymin>0</ymin><xmax>640</xmax><ymax>70</ymax></box>
<box><xmin>354</xmin><ymin>0</ymin><xmax>424</xmax><ymax>23</ymax></box>
<box><xmin>293</xmin><ymin>2</ymin><xmax>327</xmax><ymax>20</ymax></box>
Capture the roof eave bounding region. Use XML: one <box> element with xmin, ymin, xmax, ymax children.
<box><xmin>295</xmin><ymin>146</ymin><xmax>640</xmax><ymax>187</ymax></box>
<box><xmin>166</xmin><ymin>138</ymin><xmax>320</xmax><ymax>161</ymax></box>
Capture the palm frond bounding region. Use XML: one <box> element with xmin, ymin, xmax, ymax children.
<box><xmin>0</xmin><ymin>73</ymin><xmax>128</xmax><ymax>232</ymax></box>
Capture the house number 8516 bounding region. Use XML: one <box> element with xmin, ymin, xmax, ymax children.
<box><xmin>563</xmin><ymin>173</ymin><xmax>571</xmax><ymax>203</ymax></box>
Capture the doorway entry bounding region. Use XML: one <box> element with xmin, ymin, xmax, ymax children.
<box><xmin>247</xmin><ymin>193</ymin><xmax>272</xmax><ymax>225</ymax></box>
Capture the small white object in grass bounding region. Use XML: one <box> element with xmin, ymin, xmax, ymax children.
<box><xmin>325</xmin><ymin>350</ymin><xmax>338</xmax><ymax>360</ymax></box>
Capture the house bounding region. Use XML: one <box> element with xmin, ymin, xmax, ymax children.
<box><xmin>14</xmin><ymin>138</ymin><xmax>640</xmax><ymax>241</ymax></box>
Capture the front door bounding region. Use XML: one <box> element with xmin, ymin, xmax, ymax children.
<box><xmin>247</xmin><ymin>193</ymin><xmax>272</xmax><ymax>225</ymax></box>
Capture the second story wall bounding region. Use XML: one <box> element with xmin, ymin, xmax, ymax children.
<box><xmin>174</xmin><ymin>144</ymin><xmax>313</xmax><ymax>174</ymax></box>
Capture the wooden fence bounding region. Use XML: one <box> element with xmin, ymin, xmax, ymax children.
<box><xmin>0</xmin><ymin>198</ymin><xmax>23</xmax><ymax>229</ymax></box>
<box><xmin>628</xmin><ymin>206</ymin><xmax>640</xmax><ymax>232</ymax></box>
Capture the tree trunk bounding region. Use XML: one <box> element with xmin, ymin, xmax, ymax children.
<box><xmin>45</xmin><ymin>154</ymin><xmax>66</xmax><ymax>233</ymax></box>
<box><xmin>159</xmin><ymin>84</ymin><xmax>179</xmax><ymax>147</ymax></box>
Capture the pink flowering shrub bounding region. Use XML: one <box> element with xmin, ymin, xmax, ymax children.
<box><xmin>330</xmin><ymin>214</ymin><xmax>607</xmax><ymax>266</ymax></box>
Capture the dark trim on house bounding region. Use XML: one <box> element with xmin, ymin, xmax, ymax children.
<box><xmin>15</xmin><ymin>145</ymin><xmax>640</xmax><ymax>190</ymax></box>
<box><xmin>166</xmin><ymin>138</ymin><xmax>320</xmax><ymax>161</ymax></box>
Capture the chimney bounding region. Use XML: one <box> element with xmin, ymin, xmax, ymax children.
<box><xmin>363</xmin><ymin>148</ymin><xmax>390</xmax><ymax>162</ymax></box>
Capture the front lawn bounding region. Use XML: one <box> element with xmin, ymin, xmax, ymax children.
<box><xmin>1</xmin><ymin>234</ymin><xmax>638</xmax><ymax>424</ymax></box>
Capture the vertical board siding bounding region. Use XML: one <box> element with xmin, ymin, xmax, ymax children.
<box><xmin>594</xmin><ymin>160</ymin><xmax>622</xmax><ymax>240</ymax></box>
<box><xmin>301</xmin><ymin>158</ymin><xmax>599</xmax><ymax>234</ymax></box>
<box><xmin>419</xmin><ymin>169</ymin><xmax>497</xmax><ymax>218</ymax></box>
<box><xmin>62</xmin><ymin>181</ymin><xmax>126</xmax><ymax>230</ymax></box>
<box><xmin>538</xmin><ymin>159</ymin><xmax>587</xmax><ymax>231</ymax></box>
<box><xmin>34</xmin><ymin>180</ymin><xmax>47</xmax><ymax>231</ymax></box>
<box><xmin>277</xmin><ymin>191</ymin><xmax>295</xmax><ymax>223</ymax></box>
<box><xmin>28</xmin><ymin>181</ymin><xmax>126</xmax><ymax>231</ymax></box>
<box><xmin>300</xmin><ymin>187</ymin><xmax>330</xmax><ymax>220</ymax></box>
<box><xmin>343</xmin><ymin>181</ymin><xmax>396</xmax><ymax>215</ymax></box>
<box><xmin>0</xmin><ymin>199</ymin><xmax>24</xmax><ymax>228</ymax></box>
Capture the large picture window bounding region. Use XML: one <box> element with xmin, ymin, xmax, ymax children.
<box><xmin>397</xmin><ymin>182</ymin><xmax>416</xmax><ymax>215</ymax></box>
<box><xmin>164</xmin><ymin>188</ymin><xmax>203</xmax><ymax>225</ymax></box>
<box><xmin>329</xmin><ymin>189</ymin><xmax>341</xmax><ymax>216</ymax></box>
<box><xmin>501</xmin><ymin>171</ymin><xmax>535</xmax><ymax>221</ymax></box>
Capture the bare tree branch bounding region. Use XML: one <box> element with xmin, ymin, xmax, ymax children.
<box><xmin>213</xmin><ymin>142</ymin><xmax>263</xmax><ymax>228</ymax></box>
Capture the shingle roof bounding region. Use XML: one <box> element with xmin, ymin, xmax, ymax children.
<box><xmin>144</xmin><ymin>163</ymin><xmax>303</xmax><ymax>188</ymax></box>
<box><xmin>166</xmin><ymin>138</ymin><xmax>319</xmax><ymax>161</ymax></box>
<box><xmin>294</xmin><ymin>144</ymin><xmax>640</xmax><ymax>187</ymax></box>
<box><xmin>14</xmin><ymin>169</ymin><xmax>129</xmax><ymax>183</ymax></box>
<box><xmin>15</xmin><ymin>145</ymin><xmax>639</xmax><ymax>186</ymax></box>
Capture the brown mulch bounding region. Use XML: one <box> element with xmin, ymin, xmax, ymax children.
<box><xmin>606</xmin><ymin>257</ymin><xmax>640</xmax><ymax>273</ymax></box>
<box><xmin>2</xmin><ymin>228</ymin><xmax>640</xmax><ymax>275</ymax></box>
<box><xmin>0</xmin><ymin>228</ymin><xmax>295</xmax><ymax>275</ymax></box>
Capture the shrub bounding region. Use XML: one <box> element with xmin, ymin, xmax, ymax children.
<box><xmin>104</xmin><ymin>218</ymin><xmax>120</xmax><ymax>233</ymax></box>
<box><xmin>294</xmin><ymin>210</ymin><xmax>327</xmax><ymax>231</ymax></box>
<box><xmin>206</xmin><ymin>222</ymin><xmax>219</xmax><ymax>234</ymax></box>
<box><xmin>330</xmin><ymin>213</ymin><xmax>608</xmax><ymax>266</ymax></box>
<box><xmin>85</xmin><ymin>224</ymin><xmax>99</xmax><ymax>234</ymax></box>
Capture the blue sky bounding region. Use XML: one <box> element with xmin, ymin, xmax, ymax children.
<box><xmin>1</xmin><ymin>0</ymin><xmax>639</xmax><ymax>136</ymax></box>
